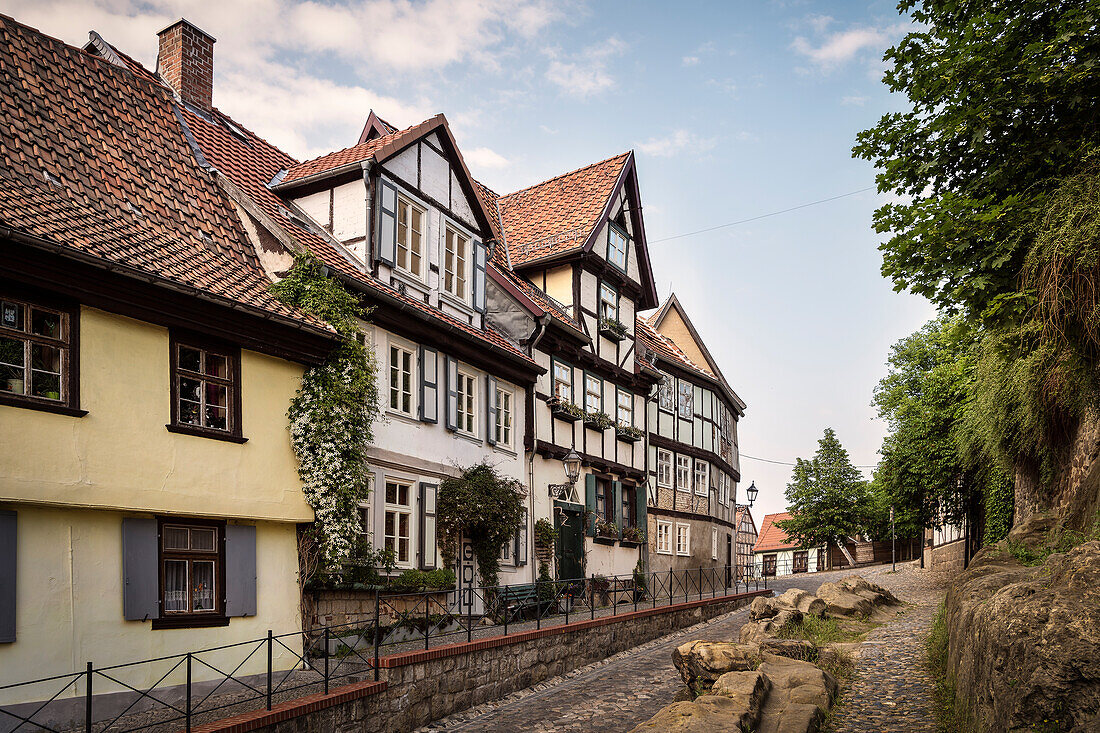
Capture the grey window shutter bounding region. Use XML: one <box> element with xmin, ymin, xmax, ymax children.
<box><xmin>376</xmin><ymin>179</ymin><xmax>397</xmax><ymax>266</ymax></box>
<box><xmin>444</xmin><ymin>355</ymin><xmax>458</xmax><ymax>431</ymax></box>
<box><xmin>0</xmin><ymin>511</ymin><xmax>15</xmax><ymax>643</ymax></box>
<box><xmin>225</xmin><ymin>524</ymin><xmax>257</xmax><ymax>617</ymax></box>
<box><xmin>419</xmin><ymin>345</ymin><xmax>439</xmax><ymax>424</ymax></box>
<box><xmin>584</xmin><ymin>474</ymin><xmax>597</xmax><ymax>537</ymax></box>
<box><xmin>419</xmin><ymin>483</ymin><xmax>438</xmax><ymax>570</ymax></box>
<box><xmin>122</xmin><ymin>518</ymin><xmax>159</xmax><ymax>621</ymax></box>
<box><xmin>485</xmin><ymin>375</ymin><xmax>498</xmax><ymax>446</ymax></box>
<box><xmin>612</xmin><ymin>481</ymin><xmax>623</xmax><ymax>539</ymax></box>
<box><xmin>515</xmin><ymin>509</ymin><xmax>528</xmax><ymax>566</ymax></box>
<box><xmin>471</xmin><ymin>239</ymin><xmax>487</xmax><ymax>313</ymax></box>
<box><xmin>635</xmin><ymin>482</ymin><xmax>648</xmax><ymax>536</ymax></box>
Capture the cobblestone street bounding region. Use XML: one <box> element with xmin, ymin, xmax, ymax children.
<box><xmin>419</xmin><ymin>566</ymin><xmax>931</xmax><ymax>733</ymax></box>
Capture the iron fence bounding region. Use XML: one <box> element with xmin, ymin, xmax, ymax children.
<box><xmin>0</xmin><ymin>564</ymin><xmax>764</xmax><ymax>733</ymax></box>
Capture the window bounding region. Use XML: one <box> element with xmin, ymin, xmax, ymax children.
<box><xmin>444</xmin><ymin>226</ymin><xmax>469</xmax><ymax>300</ymax></box>
<box><xmin>552</xmin><ymin>360</ymin><xmax>572</xmax><ymax>403</ymax></box>
<box><xmin>657</xmin><ymin>449</ymin><xmax>673</xmax><ymax>488</ymax></box>
<box><xmin>712</xmin><ymin>528</ymin><xmax>719</xmax><ymax>560</ymax></box>
<box><xmin>171</xmin><ymin>338</ymin><xmax>240</xmax><ymax>437</ymax></box>
<box><xmin>607</xmin><ymin>223</ymin><xmax>628</xmax><ymax>270</ymax></box>
<box><xmin>455</xmin><ymin>370</ymin><xmax>476</xmax><ymax>434</ymax></box>
<box><xmin>793</xmin><ymin>550</ymin><xmax>809</xmax><ymax>573</ymax></box>
<box><xmin>595</xmin><ymin>478</ymin><xmax>613</xmax><ymax>522</ymax></box>
<box><xmin>161</xmin><ymin>523</ymin><xmax>221</xmax><ymax>617</ymax></box>
<box><xmin>694</xmin><ymin>460</ymin><xmax>709</xmax><ymax>497</ymax></box>
<box><xmin>384</xmin><ymin>480</ymin><xmax>413</xmax><ymax>566</ymax></box>
<box><xmin>599</xmin><ymin>282</ymin><xmax>617</xmax><ymax>321</ymax></box>
<box><xmin>675</xmin><ymin>523</ymin><xmax>691</xmax><ymax>556</ymax></box>
<box><xmin>677</xmin><ymin>380</ymin><xmax>694</xmax><ymax>419</ymax></box>
<box><xmin>616</xmin><ymin>389</ymin><xmax>633</xmax><ymax>426</ymax></box>
<box><xmin>395</xmin><ymin>197</ymin><xmax>424</xmax><ymax>277</ymax></box>
<box><xmin>621</xmin><ymin>483</ymin><xmax>636</xmax><ymax>529</ymax></box>
<box><xmin>657</xmin><ymin>373</ymin><xmax>674</xmax><ymax>413</ymax></box>
<box><xmin>656</xmin><ymin>520</ymin><xmax>672</xmax><ymax>554</ymax></box>
<box><xmin>0</xmin><ymin>295</ymin><xmax>75</xmax><ymax>410</ymax></box>
<box><xmin>584</xmin><ymin>374</ymin><xmax>602</xmax><ymax>414</ymax></box>
<box><xmin>494</xmin><ymin>387</ymin><xmax>513</xmax><ymax>447</ymax></box>
<box><xmin>389</xmin><ymin>344</ymin><xmax>414</xmax><ymax>415</ymax></box>
<box><xmin>676</xmin><ymin>455</ymin><xmax>692</xmax><ymax>492</ymax></box>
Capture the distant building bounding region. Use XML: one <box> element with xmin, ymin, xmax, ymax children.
<box><xmin>752</xmin><ymin>512</ymin><xmax>826</xmax><ymax>577</ymax></box>
<box><xmin>735</xmin><ymin>506</ymin><xmax>758</xmax><ymax>580</ymax></box>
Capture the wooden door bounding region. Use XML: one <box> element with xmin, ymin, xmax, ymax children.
<box><xmin>555</xmin><ymin>507</ymin><xmax>584</xmax><ymax>581</ymax></box>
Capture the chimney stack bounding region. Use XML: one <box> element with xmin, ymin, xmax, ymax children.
<box><xmin>156</xmin><ymin>19</ymin><xmax>215</xmax><ymax>110</ymax></box>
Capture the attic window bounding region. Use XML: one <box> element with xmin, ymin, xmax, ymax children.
<box><xmin>607</xmin><ymin>222</ymin><xmax>628</xmax><ymax>271</ymax></box>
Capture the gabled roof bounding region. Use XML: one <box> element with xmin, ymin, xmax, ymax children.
<box><xmin>637</xmin><ymin>320</ymin><xmax>714</xmax><ymax>379</ymax></box>
<box><xmin>357</xmin><ymin>110</ymin><xmax>398</xmax><ymax>144</ymax></box>
<box><xmin>735</xmin><ymin>506</ymin><xmax>757</xmax><ymax>535</ymax></box>
<box><xmin>754</xmin><ymin>512</ymin><xmax>801</xmax><ymax>553</ymax></box>
<box><xmin>496</xmin><ymin>152</ymin><xmax>631</xmax><ymax>267</ymax></box>
<box><xmin>0</xmin><ymin>14</ymin><xmax>327</xmax><ymax>334</ymax></box>
<box><xmin>278</xmin><ymin>116</ymin><xmax>437</xmax><ymax>186</ymax></box>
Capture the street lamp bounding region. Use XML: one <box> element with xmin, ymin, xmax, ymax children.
<box><xmin>746</xmin><ymin>481</ymin><xmax>758</xmax><ymax>507</ymax></box>
<box><xmin>549</xmin><ymin>447</ymin><xmax>583</xmax><ymax>500</ymax></box>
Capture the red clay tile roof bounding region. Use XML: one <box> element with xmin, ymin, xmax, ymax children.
<box><xmin>496</xmin><ymin>152</ymin><xmax>631</xmax><ymax>267</ymax></box>
<box><xmin>637</xmin><ymin>319</ymin><xmax>714</xmax><ymax>379</ymax></box>
<box><xmin>0</xmin><ymin>14</ymin><xmax>323</xmax><ymax>330</ymax></box>
<box><xmin>754</xmin><ymin>513</ymin><xmax>800</xmax><ymax>553</ymax></box>
<box><xmin>279</xmin><ymin>116</ymin><xmax>439</xmax><ymax>185</ymax></box>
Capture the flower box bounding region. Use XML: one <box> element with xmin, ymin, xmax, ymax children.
<box><xmin>616</xmin><ymin>425</ymin><xmax>644</xmax><ymax>443</ymax></box>
<box><xmin>549</xmin><ymin>400</ymin><xmax>584</xmax><ymax>423</ymax></box>
<box><xmin>593</xmin><ymin>519</ymin><xmax>619</xmax><ymax>545</ymax></box>
<box><xmin>599</xmin><ymin>317</ymin><xmax>629</xmax><ymax>342</ymax></box>
<box><xmin>584</xmin><ymin>411</ymin><xmax>615</xmax><ymax>431</ymax></box>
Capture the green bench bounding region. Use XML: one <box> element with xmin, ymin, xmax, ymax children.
<box><xmin>499</xmin><ymin>583</ymin><xmax>551</xmax><ymax>621</ymax></box>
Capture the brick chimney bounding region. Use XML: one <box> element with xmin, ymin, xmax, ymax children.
<box><xmin>156</xmin><ymin>19</ymin><xmax>215</xmax><ymax>110</ymax></box>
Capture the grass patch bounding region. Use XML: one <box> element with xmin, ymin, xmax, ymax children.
<box><xmin>925</xmin><ymin>602</ymin><xmax>978</xmax><ymax>733</ymax></box>
<box><xmin>777</xmin><ymin>614</ymin><xmax>866</xmax><ymax>646</ymax></box>
<box><xmin>1008</xmin><ymin>511</ymin><xmax>1100</xmax><ymax>566</ymax></box>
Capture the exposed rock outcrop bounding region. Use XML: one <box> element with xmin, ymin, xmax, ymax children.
<box><xmin>945</xmin><ymin>517</ymin><xmax>1100</xmax><ymax>732</ymax></box>
<box><xmin>817</xmin><ymin>575</ymin><xmax>898</xmax><ymax>617</ymax></box>
<box><xmin>671</xmin><ymin>640</ymin><xmax>760</xmax><ymax>695</ymax></box>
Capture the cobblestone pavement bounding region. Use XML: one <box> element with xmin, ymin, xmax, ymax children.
<box><xmin>829</xmin><ymin>563</ymin><xmax>948</xmax><ymax>733</ymax></box>
<box><xmin>419</xmin><ymin>568</ymin><xmax>867</xmax><ymax>733</ymax></box>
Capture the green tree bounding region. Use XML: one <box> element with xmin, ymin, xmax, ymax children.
<box><xmin>853</xmin><ymin>0</ymin><xmax>1100</xmax><ymax>325</ymax></box>
<box><xmin>777</xmin><ymin>429</ymin><xmax>870</xmax><ymax>549</ymax></box>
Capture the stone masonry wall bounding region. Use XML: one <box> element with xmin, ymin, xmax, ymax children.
<box><xmin>193</xmin><ymin>590</ymin><xmax>768</xmax><ymax>733</ymax></box>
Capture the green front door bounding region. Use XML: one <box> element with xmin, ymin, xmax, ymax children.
<box><xmin>555</xmin><ymin>502</ymin><xmax>584</xmax><ymax>581</ymax></box>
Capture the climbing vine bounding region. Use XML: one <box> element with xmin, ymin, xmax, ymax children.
<box><xmin>437</xmin><ymin>463</ymin><xmax>526</xmax><ymax>588</ymax></box>
<box><xmin>271</xmin><ymin>252</ymin><xmax>379</xmax><ymax>572</ymax></box>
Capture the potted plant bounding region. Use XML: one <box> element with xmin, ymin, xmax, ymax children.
<box><xmin>615</xmin><ymin>423</ymin><xmax>644</xmax><ymax>443</ymax></box>
<box><xmin>598</xmin><ymin>316</ymin><xmax>628</xmax><ymax>342</ymax></box>
<box><xmin>549</xmin><ymin>398</ymin><xmax>584</xmax><ymax>423</ymax></box>
<box><xmin>589</xmin><ymin>574</ymin><xmax>612</xmax><ymax>606</ymax></box>
<box><xmin>593</xmin><ymin>518</ymin><xmax>619</xmax><ymax>545</ymax></box>
<box><xmin>584</xmin><ymin>410</ymin><xmax>615</xmax><ymax>431</ymax></box>
<box><xmin>620</xmin><ymin>525</ymin><xmax>646</xmax><ymax>546</ymax></box>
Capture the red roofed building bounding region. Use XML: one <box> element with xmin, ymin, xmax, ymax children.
<box><xmin>753</xmin><ymin>512</ymin><xmax>827</xmax><ymax>577</ymax></box>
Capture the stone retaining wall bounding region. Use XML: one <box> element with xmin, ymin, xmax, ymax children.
<box><xmin>193</xmin><ymin>589</ymin><xmax>769</xmax><ymax>733</ymax></box>
<box><xmin>923</xmin><ymin>538</ymin><xmax>966</xmax><ymax>571</ymax></box>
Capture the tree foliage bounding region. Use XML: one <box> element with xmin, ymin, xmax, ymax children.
<box><xmin>777</xmin><ymin>429</ymin><xmax>870</xmax><ymax>548</ymax></box>
<box><xmin>853</xmin><ymin>0</ymin><xmax>1100</xmax><ymax>325</ymax></box>
<box><xmin>271</xmin><ymin>251</ymin><xmax>379</xmax><ymax>572</ymax></box>
<box><xmin>437</xmin><ymin>463</ymin><xmax>526</xmax><ymax>588</ymax></box>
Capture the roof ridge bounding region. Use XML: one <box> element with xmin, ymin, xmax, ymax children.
<box><xmin>290</xmin><ymin>114</ymin><xmax>438</xmax><ymax>171</ymax></box>
<box><xmin>499</xmin><ymin>150</ymin><xmax>631</xmax><ymax>201</ymax></box>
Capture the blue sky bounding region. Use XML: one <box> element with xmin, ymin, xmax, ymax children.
<box><xmin>7</xmin><ymin>0</ymin><xmax>936</xmax><ymax>521</ymax></box>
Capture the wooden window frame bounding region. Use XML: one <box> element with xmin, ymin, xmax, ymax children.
<box><xmin>621</xmin><ymin>482</ymin><xmax>637</xmax><ymax>530</ymax></box>
<box><xmin>594</xmin><ymin>476</ymin><xmax>614</xmax><ymax>523</ymax></box>
<box><xmin>443</xmin><ymin>225</ymin><xmax>470</xmax><ymax>302</ymax></box>
<box><xmin>675</xmin><ymin>523</ymin><xmax>691</xmax><ymax>556</ymax></box>
<box><xmin>384</xmin><ymin>479</ymin><xmax>414</xmax><ymax>568</ymax></box>
<box><xmin>598</xmin><ymin>282</ymin><xmax>618</xmax><ymax>321</ymax></box>
<box><xmin>388</xmin><ymin>342</ymin><xmax>416</xmax><ymax>416</ymax></box>
<box><xmin>677</xmin><ymin>379</ymin><xmax>694</xmax><ymax>420</ymax></box>
<box><xmin>606</xmin><ymin>221</ymin><xmax>629</xmax><ymax>272</ymax></box>
<box><xmin>494</xmin><ymin>385</ymin><xmax>513</xmax><ymax>448</ymax></box>
<box><xmin>167</xmin><ymin>332</ymin><xmax>245</xmax><ymax>443</ymax></box>
<box><xmin>551</xmin><ymin>358</ymin><xmax>573</xmax><ymax>404</ymax></box>
<box><xmin>395</xmin><ymin>196</ymin><xmax>426</xmax><ymax>281</ymax></box>
<box><xmin>711</xmin><ymin>527</ymin><xmax>719</xmax><ymax>560</ymax></box>
<box><xmin>154</xmin><ymin>517</ymin><xmax>228</xmax><ymax>630</ymax></box>
<box><xmin>455</xmin><ymin>367</ymin><xmax>477</xmax><ymax>436</ymax></box>
<box><xmin>616</xmin><ymin>387</ymin><xmax>633</xmax><ymax>427</ymax></box>
<box><xmin>675</xmin><ymin>454</ymin><xmax>692</xmax><ymax>493</ymax></box>
<box><xmin>584</xmin><ymin>372</ymin><xmax>603</xmax><ymax>415</ymax></box>
<box><xmin>0</xmin><ymin>289</ymin><xmax>84</xmax><ymax>417</ymax></box>
<box><xmin>793</xmin><ymin>550</ymin><xmax>809</xmax><ymax>574</ymax></box>
<box><xmin>656</xmin><ymin>448</ymin><xmax>673</xmax><ymax>488</ymax></box>
<box><xmin>656</xmin><ymin>520</ymin><xmax>672</xmax><ymax>555</ymax></box>
<box><xmin>694</xmin><ymin>460</ymin><xmax>709</xmax><ymax>497</ymax></box>
<box><xmin>657</xmin><ymin>373</ymin><xmax>674</xmax><ymax>413</ymax></box>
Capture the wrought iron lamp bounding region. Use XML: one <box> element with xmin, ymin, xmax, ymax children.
<box><xmin>746</xmin><ymin>480</ymin><xmax>758</xmax><ymax>507</ymax></box>
<box><xmin>549</xmin><ymin>447</ymin><xmax>583</xmax><ymax>500</ymax></box>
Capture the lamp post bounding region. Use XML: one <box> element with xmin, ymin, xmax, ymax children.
<box><xmin>733</xmin><ymin>481</ymin><xmax>758</xmax><ymax>587</ymax></box>
<box><xmin>890</xmin><ymin>505</ymin><xmax>896</xmax><ymax>573</ymax></box>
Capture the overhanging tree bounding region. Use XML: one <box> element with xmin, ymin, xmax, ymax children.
<box><xmin>777</xmin><ymin>429</ymin><xmax>870</xmax><ymax>551</ymax></box>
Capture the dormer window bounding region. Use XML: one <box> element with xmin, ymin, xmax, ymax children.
<box><xmin>396</xmin><ymin>197</ymin><xmax>424</xmax><ymax>279</ymax></box>
<box><xmin>607</xmin><ymin>223</ymin><xmax>628</xmax><ymax>271</ymax></box>
<box><xmin>444</xmin><ymin>226</ymin><xmax>469</xmax><ymax>300</ymax></box>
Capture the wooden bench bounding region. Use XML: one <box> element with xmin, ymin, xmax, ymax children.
<box><xmin>499</xmin><ymin>583</ymin><xmax>549</xmax><ymax>621</ymax></box>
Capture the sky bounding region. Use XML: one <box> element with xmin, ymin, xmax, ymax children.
<box><xmin>5</xmin><ymin>0</ymin><xmax>937</xmax><ymax>522</ymax></box>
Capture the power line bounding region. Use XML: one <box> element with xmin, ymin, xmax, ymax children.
<box><xmin>649</xmin><ymin>187</ymin><xmax>876</xmax><ymax>244</ymax></box>
<box><xmin>740</xmin><ymin>453</ymin><xmax>879</xmax><ymax>469</ymax></box>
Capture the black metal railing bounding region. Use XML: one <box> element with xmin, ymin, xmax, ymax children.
<box><xmin>0</xmin><ymin>564</ymin><xmax>764</xmax><ymax>733</ymax></box>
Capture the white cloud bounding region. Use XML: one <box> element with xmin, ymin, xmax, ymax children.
<box><xmin>841</xmin><ymin>95</ymin><xmax>868</xmax><ymax>106</ymax></box>
<box><xmin>545</xmin><ymin>36</ymin><xmax>627</xmax><ymax>98</ymax></box>
<box><xmin>681</xmin><ymin>55</ymin><xmax>700</xmax><ymax>67</ymax></box>
<box><xmin>791</xmin><ymin>22</ymin><xmax>908</xmax><ymax>72</ymax></box>
<box><xmin>463</xmin><ymin>146</ymin><xmax>510</xmax><ymax>170</ymax></box>
<box><xmin>637</xmin><ymin>129</ymin><xmax>716</xmax><ymax>158</ymax></box>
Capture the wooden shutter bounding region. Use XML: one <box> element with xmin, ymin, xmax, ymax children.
<box><xmin>636</xmin><ymin>482</ymin><xmax>648</xmax><ymax>542</ymax></box>
<box><xmin>225</xmin><ymin>524</ymin><xmax>257</xmax><ymax>617</ymax></box>
<box><xmin>485</xmin><ymin>375</ymin><xmax>498</xmax><ymax>446</ymax></box>
<box><xmin>584</xmin><ymin>474</ymin><xmax>596</xmax><ymax>537</ymax></box>
<box><xmin>515</xmin><ymin>509</ymin><xmax>528</xmax><ymax>566</ymax></box>
<box><xmin>122</xmin><ymin>518</ymin><xmax>159</xmax><ymax>621</ymax></box>
<box><xmin>0</xmin><ymin>511</ymin><xmax>15</xmax><ymax>642</ymax></box>
<box><xmin>419</xmin><ymin>345</ymin><xmax>438</xmax><ymax>423</ymax></box>
<box><xmin>612</xmin><ymin>481</ymin><xmax>623</xmax><ymax>540</ymax></box>
<box><xmin>375</xmin><ymin>179</ymin><xmax>397</xmax><ymax>266</ymax></box>
<box><xmin>471</xmin><ymin>239</ymin><xmax>487</xmax><ymax>313</ymax></box>
<box><xmin>444</xmin><ymin>356</ymin><xmax>458</xmax><ymax>431</ymax></box>
<box><xmin>419</xmin><ymin>482</ymin><xmax>438</xmax><ymax>570</ymax></box>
